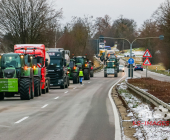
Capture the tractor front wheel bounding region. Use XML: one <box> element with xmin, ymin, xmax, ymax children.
<box><xmin>34</xmin><ymin>78</ymin><xmax>40</xmax><ymax>97</ymax></box>
<box><xmin>20</xmin><ymin>78</ymin><xmax>31</xmax><ymax>100</ymax></box>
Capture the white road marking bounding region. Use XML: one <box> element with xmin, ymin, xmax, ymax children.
<box><xmin>73</xmin><ymin>87</ymin><xmax>77</xmax><ymax>89</ymax></box>
<box><xmin>108</xmin><ymin>74</ymin><xmax>126</xmax><ymax>140</ymax></box>
<box><xmin>54</xmin><ymin>97</ymin><xmax>59</xmax><ymax>99</ymax></box>
<box><xmin>41</xmin><ymin>104</ymin><xmax>48</xmax><ymax>108</ymax></box>
<box><xmin>88</xmin><ymin>82</ymin><xmax>91</xmax><ymax>83</ymax></box>
<box><xmin>81</xmin><ymin>84</ymin><xmax>84</xmax><ymax>86</ymax></box>
<box><xmin>65</xmin><ymin>91</ymin><xmax>68</xmax><ymax>93</ymax></box>
<box><xmin>15</xmin><ymin>117</ymin><xmax>29</xmax><ymax>124</ymax></box>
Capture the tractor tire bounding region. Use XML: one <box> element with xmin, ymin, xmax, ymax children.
<box><xmin>114</xmin><ymin>72</ymin><xmax>118</xmax><ymax>77</ymax></box>
<box><xmin>73</xmin><ymin>73</ymin><xmax>78</xmax><ymax>84</ymax></box>
<box><xmin>34</xmin><ymin>78</ymin><xmax>40</xmax><ymax>97</ymax></box>
<box><xmin>31</xmin><ymin>84</ymin><xmax>34</xmax><ymax>99</ymax></box>
<box><xmin>46</xmin><ymin>80</ymin><xmax>49</xmax><ymax>93</ymax></box>
<box><xmin>104</xmin><ymin>72</ymin><xmax>107</xmax><ymax>77</ymax></box>
<box><xmin>90</xmin><ymin>71</ymin><xmax>94</xmax><ymax>77</ymax></box>
<box><xmin>0</xmin><ymin>93</ymin><xmax>4</xmax><ymax>100</ymax></box>
<box><xmin>84</xmin><ymin>69</ymin><xmax>89</xmax><ymax>80</ymax></box>
<box><xmin>42</xmin><ymin>88</ymin><xmax>46</xmax><ymax>94</ymax></box>
<box><xmin>20</xmin><ymin>79</ymin><xmax>31</xmax><ymax>100</ymax></box>
<box><xmin>39</xmin><ymin>82</ymin><xmax>42</xmax><ymax>96</ymax></box>
<box><xmin>60</xmin><ymin>84</ymin><xmax>65</xmax><ymax>89</ymax></box>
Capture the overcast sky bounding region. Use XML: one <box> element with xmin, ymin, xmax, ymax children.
<box><xmin>51</xmin><ymin>0</ymin><xmax>165</xmax><ymax>28</ymax></box>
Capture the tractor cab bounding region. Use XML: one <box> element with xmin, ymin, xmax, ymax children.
<box><xmin>0</xmin><ymin>53</ymin><xmax>28</xmax><ymax>78</ymax></box>
<box><xmin>106</xmin><ymin>61</ymin><xmax>116</xmax><ymax>68</ymax></box>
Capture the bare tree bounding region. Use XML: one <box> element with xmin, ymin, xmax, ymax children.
<box><xmin>152</xmin><ymin>0</ymin><xmax>170</xmax><ymax>68</ymax></box>
<box><xmin>0</xmin><ymin>0</ymin><xmax>62</xmax><ymax>50</ymax></box>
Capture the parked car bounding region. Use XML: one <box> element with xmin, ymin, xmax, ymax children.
<box><xmin>124</xmin><ymin>53</ymin><xmax>135</xmax><ymax>57</ymax></box>
<box><xmin>119</xmin><ymin>65</ymin><xmax>125</xmax><ymax>72</ymax></box>
<box><xmin>134</xmin><ymin>64</ymin><xmax>143</xmax><ymax>71</ymax></box>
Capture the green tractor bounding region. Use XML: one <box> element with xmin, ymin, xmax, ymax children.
<box><xmin>73</xmin><ymin>56</ymin><xmax>90</xmax><ymax>80</ymax></box>
<box><xmin>25</xmin><ymin>54</ymin><xmax>42</xmax><ymax>96</ymax></box>
<box><xmin>67</xmin><ymin>59</ymin><xmax>79</xmax><ymax>84</ymax></box>
<box><xmin>104</xmin><ymin>55</ymin><xmax>119</xmax><ymax>77</ymax></box>
<box><xmin>0</xmin><ymin>53</ymin><xmax>34</xmax><ymax>100</ymax></box>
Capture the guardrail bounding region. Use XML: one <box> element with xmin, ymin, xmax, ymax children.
<box><xmin>126</xmin><ymin>80</ymin><xmax>170</xmax><ymax>110</ymax></box>
<box><xmin>93</xmin><ymin>56</ymin><xmax>103</xmax><ymax>72</ymax></box>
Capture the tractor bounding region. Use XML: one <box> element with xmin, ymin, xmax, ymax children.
<box><xmin>73</xmin><ymin>56</ymin><xmax>90</xmax><ymax>80</ymax></box>
<box><xmin>67</xmin><ymin>59</ymin><xmax>79</xmax><ymax>84</ymax></box>
<box><xmin>0</xmin><ymin>53</ymin><xmax>34</xmax><ymax>100</ymax></box>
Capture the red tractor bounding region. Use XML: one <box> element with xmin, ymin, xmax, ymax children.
<box><xmin>14</xmin><ymin>44</ymin><xmax>50</xmax><ymax>95</ymax></box>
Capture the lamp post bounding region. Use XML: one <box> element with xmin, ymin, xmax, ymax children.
<box><xmin>99</xmin><ymin>35</ymin><xmax>164</xmax><ymax>78</ymax></box>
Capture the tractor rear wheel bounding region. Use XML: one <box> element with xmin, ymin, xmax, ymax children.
<box><xmin>90</xmin><ymin>71</ymin><xmax>93</xmax><ymax>77</ymax></box>
<box><xmin>60</xmin><ymin>84</ymin><xmax>65</xmax><ymax>89</ymax></box>
<box><xmin>46</xmin><ymin>80</ymin><xmax>49</xmax><ymax>93</ymax></box>
<box><xmin>31</xmin><ymin>78</ymin><xmax>34</xmax><ymax>99</ymax></box>
<box><xmin>114</xmin><ymin>72</ymin><xmax>118</xmax><ymax>77</ymax></box>
<box><xmin>42</xmin><ymin>88</ymin><xmax>46</xmax><ymax>94</ymax></box>
<box><xmin>73</xmin><ymin>73</ymin><xmax>78</xmax><ymax>84</ymax></box>
<box><xmin>34</xmin><ymin>77</ymin><xmax>40</xmax><ymax>97</ymax></box>
<box><xmin>20</xmin><ymin>79</ymin><xmax>31</xmax><ymax>100</ymax></box>
<box><xmin>104</xmin><ymin>72</ymin><xmax>107</xmax><ymax>77</ymax></box>
<box><xmin>84</xmin><ymin>69</ymin><xmax>89</xmax><ymax>80</ymax></box>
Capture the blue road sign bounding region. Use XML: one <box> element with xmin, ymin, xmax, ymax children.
<box><xmin>128</xmin><ymin>58</ymin><xmax>134</xmax><ymax>64</ymax></box>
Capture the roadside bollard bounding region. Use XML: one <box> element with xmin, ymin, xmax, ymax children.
<box><xmin>156</xmin><ymin>67</ymin><xmax>157</xmax><ymax>71</ymax></box>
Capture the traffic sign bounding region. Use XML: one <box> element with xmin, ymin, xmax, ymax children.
<box><xmin>143</xmin><ymin>58</ymin><xmax>151</xmax><ymax>66</ymax></box>
<box><xmin>143</xmin><ymin>49</ymin><xmax>152</xmax><ymax>57</ymax></box>
<box><xmin>128</xmin><ymin>58</ymin><xmax>134</xmax><ymax>64</ymax></box>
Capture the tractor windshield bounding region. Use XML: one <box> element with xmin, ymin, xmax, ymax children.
<box><xmin>50</xmin><ymin>59</ymin><xmax>62</xmax><ymax>67</ymax></box>
<box><xmin>106</xmin><ymin>62</ymin><xmax>115</xmax><ymax>68</ymax></box>
<box><xmin>1</xmin><ymin>54</ymin><xmax>21</xmax><ymax>68</ymax></box>
<box><xmin>75</xmin><ymin>58</ymin><xmax>84</xmax><ymax>64</ymax></box>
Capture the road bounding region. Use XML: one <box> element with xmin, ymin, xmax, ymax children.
<box><xmin>0</xmin><ymin>70</ymin><xmax>125</xmax><ymax>140</ymax></box>
<box><xmin>120</xmin><ymin>59</ymin><xmax>170</xmax><ymax>82</ymax></box>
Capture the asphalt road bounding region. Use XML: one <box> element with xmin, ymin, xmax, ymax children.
<box><xmin>0</xmin><ymin>70</ymin><xmax>125</xmax><ymax>140</ymax></box>
<box><xmin>120</xmin><ymin>59</ymin><xmax>170</xmax><ymax>82</ymax></box>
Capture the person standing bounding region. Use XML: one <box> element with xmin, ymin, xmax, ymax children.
<box><xmin>79</xmin><ymin>69</ymin><xmax>84</xmax><ymax>84</ymax></box>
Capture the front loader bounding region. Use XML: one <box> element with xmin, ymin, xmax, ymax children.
<box><xmin>0</xmin><ymin>53</ymin><xmax>34</xmax><ymax>100</ymax></box>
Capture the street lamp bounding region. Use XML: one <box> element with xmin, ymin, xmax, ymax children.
<box><xmin>55</xmin><ymin>32</ymin><xmax>64</xmax><ymax>48</ymax></box>
<box><xmin>99</xmin><ymin>35</ymin><xmax>164</xmax><ymax>78</ymax></box>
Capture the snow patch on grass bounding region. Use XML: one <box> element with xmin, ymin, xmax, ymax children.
<box><xmin>118</xmin><ymin>82</ymin><xmax>170</xmax><ymax>140</ymax></box>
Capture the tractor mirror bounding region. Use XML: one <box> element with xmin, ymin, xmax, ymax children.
<box><xmin>45</xmin><ymin>61</ymin><xmax>48</xmax><ymax>67</ymax></box>
<box><xmin>64</xmin><ymin>59</ymin><xmax>66</xmax><ymax>66</ymax></box>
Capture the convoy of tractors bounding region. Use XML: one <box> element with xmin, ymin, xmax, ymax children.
<box><xmin>0</xmin><ymin>44</ymin><xmax>94</xmax><ymax>100</ymax></box>
<box><xmin>0</xmin><ymin>43</ymin><xmax>119</xmax><ymax>100</ymax></box>
<box><xmin>99</xmin><ymin>48</ymin><xmax>120</xmax><ymax>78</ymax></box>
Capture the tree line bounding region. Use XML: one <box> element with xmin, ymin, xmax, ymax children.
<box><xmin>0</xmin><ymin>0</ymin><xmax>170</xmax><ymax>67</ymax></box>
